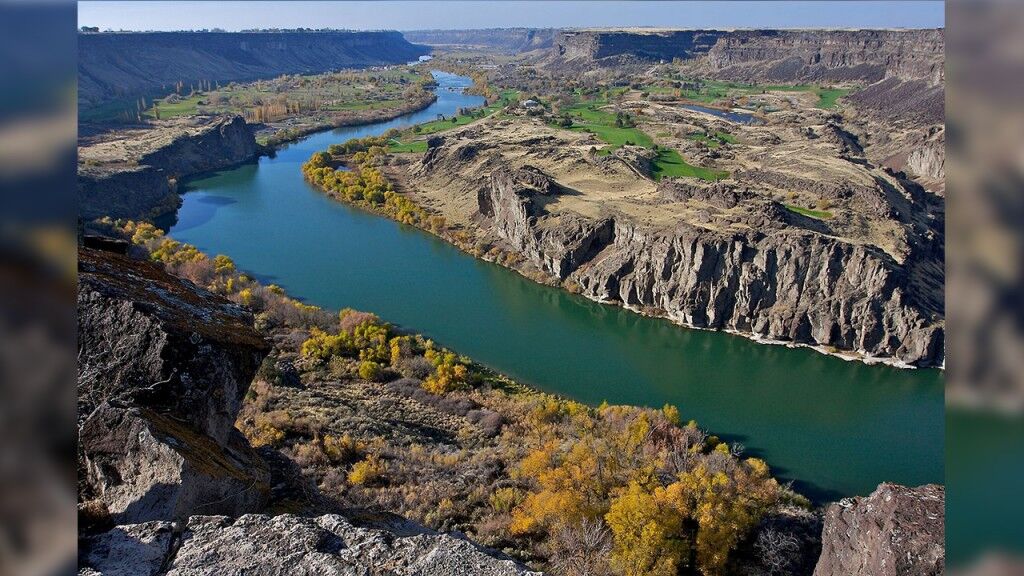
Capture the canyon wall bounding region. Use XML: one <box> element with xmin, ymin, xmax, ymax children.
<box><xmin>404</xmin><ymin>28</ymin><xmax>555</xmax><ymax>53</ymax></box>
<box><xmin>474</xmin><ymin>162</ymin><xmax>944</xmax><ymax>367</ymax></box>
<box><xmin>545</xmin><ymin>28</ymin><xmax>943</xmax><ymax>84</ymax></box>
<box><xmin>78</xmin><ymin>115</ymin><xmax>260</xmax><ymax>220</ymax></box>
<box><xmin>79</xmin><ymin>31</ymin><xmax>430</xmax><ymax>110</ymax></box>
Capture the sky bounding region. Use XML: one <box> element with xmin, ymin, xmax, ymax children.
<box><xmin>78</xmin><ymin>1</ymin><xmax>945</xmax><ymax>32</ymax></box>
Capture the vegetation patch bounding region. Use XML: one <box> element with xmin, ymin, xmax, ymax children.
<box><xmin>784</xmin><ymin>204</ymin><xmax>834</xmax><ymax>219</ymax></box>
<box><xmin>559</xmin><ymin>97</ymin><xmax>726</xmax><ymax>182</ymax></box>
<box><xmin>652</xmin><ymin>149</ymin><xmax>729</xmax><ymax>181</ymax></box>
<box><xmin>686</xmin><ymin>131</ymin><xmax>737</xmax><ymax>148</ymax></box>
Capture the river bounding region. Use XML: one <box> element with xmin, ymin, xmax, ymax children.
<box><xmin>167</xmin><ymin>71</ymin><xmax>943</xmax><ymax>502</ymax></box>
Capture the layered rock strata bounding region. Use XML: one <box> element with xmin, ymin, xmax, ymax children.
<box><xmin>78</xmin><ymin>115</ymin><xmax>259</xmax><ymax>220</ymax></box>
<box><xmin>462</xmin><ymin>151</ymin><xmax>944</xmax><ymax>366</ymax></box>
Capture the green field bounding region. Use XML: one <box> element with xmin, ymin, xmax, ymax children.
<box><xmin>387</xmin><ymin>139</ymin><xmax>429</xmax><ymax>153</ymax></box>
<box><xmin>785</xmin><ymin>204</ymin><xmax>834</xmax><ymax>219</ymax></box>
<box><xmin>145</xmin><ymin>94</ymin><xmax>203</xmax><ymax>119</ymax></box>
<box><xmin>652</xmin><ymin>149</ymin><xmax>728</xmax><ymax>180</ymax></box>
<box><xmin>560</xmin><ymin>98</ymin><xmax>725</xmax><ymax>181</ymax></box>
<box><xmin>813</xmin><ymin>88</ymin><xmax>852</xmax><ymax>109</ymax></box>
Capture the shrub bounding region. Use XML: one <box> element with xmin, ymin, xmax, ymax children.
<box><xmin>358</xmin><ymin>360</ymin><xmax>384</xmax><ymax>382</ymax></box>
<box><xmin>489</xmin><ymin>487</ymin><xmax>525</xmax><ymax>514</ymax></box>
<box><xmin>349</xmin><ymin>454</ymin><xmax>387</xmax><ymax>486</ymax></box>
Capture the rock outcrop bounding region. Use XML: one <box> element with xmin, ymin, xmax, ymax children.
<box><xmin>404</xmin><ymin>28</ymin><xmax>555</xmax><ymax>53</ymax></box>
<box><xmin>543</xmin><ymin>29</ymin><xmax>943</xmax><ymax>85</ymax></box>
<box><xmin>78</xmin><ymin>245</ymin><xmax>271</xmax><ymax>524</ymax></box>
<box><xmin>78</xmin><ymin>115</ymin><xmax>260</xmax><ymax>220</ymax></box>
<box><xmin>474</xmin><ymin>162</ymin><xmax>943</xmax><ymax>366</ymax></box>
<box><xmin>80</xmin><ymin>513</ymin><xmax>540</xmax><ymax>576</ymax></box>
<box><xmin>79</xmin><ymin>31</ymin><xmax>430</xmax><ymax>111</ymax></box>
<box><xmin>814</xmin><ymin>483</ymin><xmax>945</xmax><ymax>576</ymax></box>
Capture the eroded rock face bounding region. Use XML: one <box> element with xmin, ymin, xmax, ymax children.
<box><xmin>79</xmin><ymin>31</ymin><xmax>429</xmax><ymax>110</ymax></box>
<box><xmin>80</xmin><ymin>514</ymin><xmax>541</xmax><ymax>576</ymax></box>
<box><xmin>78</xmin><ymin>115</ymin><xmax>260</xmax><ymax>220</ymax></box>
<box><xmin>78</xmin><ymin>246</ymin><xmax>271</xmax><ymax>524</ymax></box>
<box><xmin>483</xmin><ymin>165</ymin><xmax>615</xmax><ymax>280</ymax></box>
<box><xmin>814</xmin><ymin>483</ymin><xmax>945</xmax><ymax>576</ymax></box>
<box><xmin>907</xmin><ymin>142</ymin><xmax>946</xmax><ymax>181</ymax></box>
<box><xmin>477</xmin><ymin>165</ymin><xmax>943</xmax><ymax>366</ymax></box>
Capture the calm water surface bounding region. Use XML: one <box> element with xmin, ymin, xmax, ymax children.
<box><xmin>682</xmin><ymin>103</ymin><xmax>761</xmax><ymax>124</ymax></box>
<box><xmin>169</xmin><ymin>72</ymin><xmax>943</xmax><ymax>502</ymax></box>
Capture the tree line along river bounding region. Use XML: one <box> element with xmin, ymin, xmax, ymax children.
<box><xmin>167</xmin><ymin>71</ymin><xmax>943</xmax><ymax>503</ymax></box>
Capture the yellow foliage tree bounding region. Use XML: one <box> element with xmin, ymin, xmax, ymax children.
<box><xmin>606</xmin><ymin>481</ymin><xmax>690</xmax><ymax>576</ymax></box>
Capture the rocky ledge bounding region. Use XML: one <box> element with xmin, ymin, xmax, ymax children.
<box><xmin>78</xmin><ymin>115</ymin><xmax>260</xmax><ymax>220</ymax></box>
<box><xmin>815</xmin><ymin>483</ymin><xmax>945</xmax><ymax>576</ymax></box>
<box><xmin>77</xmin><ymin>242</ymin><xmax>539</xmax><ymax>575</ymax></box>
<box><xmin>78</xmin><ymin>245</ymin><xmax>271</xmax><ymax>524</ymax></box>
<box><xmin>80</xmin><ymin>513</ymin><xmax>539</xmax><ymax>576</ymax></box>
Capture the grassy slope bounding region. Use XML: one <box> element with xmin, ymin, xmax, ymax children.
<box><xmin>785</xmin><ymin>204</ymin><xmax>834</xmax><ymax>219</ymax></box>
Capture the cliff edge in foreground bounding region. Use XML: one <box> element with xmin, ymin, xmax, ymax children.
<box><xmin>76</xmin><ymin>242</ymin><xmax>539</xmax><ymax>575</ymax></box>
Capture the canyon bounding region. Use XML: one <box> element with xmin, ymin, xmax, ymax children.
<box><xmin>79</xmin><ymin>31</ymin><xmax>430</xmax><ymax>111</ymax></box>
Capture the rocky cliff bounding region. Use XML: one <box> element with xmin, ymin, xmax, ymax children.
<box><xmin>78</xmin><ymin>244</ymin><xmax>271</xmax><ymax>524</ymax></box>
<box><xmin>544</xmin><ymin>28</ymin><xmax>943</xmax><ymax>84</ymax></box>
<box><xmin>404</xmin><ymin>28</ymin><xmax>555</xmax><ymax>53</ymax></box>
<box><xmin>76</xmin><ymin>243</ymin><xmax>541</xmax><ymax>575</ymax></box>
<box><xmin>78</xmin><ymin>115</ymin><xmax>260</xmax><ymax>220</ymax></box>
<box><xmin>478</xmin><ymin>165</ymin><xmax>942</xmax><ymax>366</ymax></box>
<box><xmin>79</xmin><ymin>31</ymin><xmax>430</xmax><ymax>110</ymax></box>
<box><xmin>814</xmin><ymin>483</ymin><xmax>945</xmax><ymax>576</ymax></box>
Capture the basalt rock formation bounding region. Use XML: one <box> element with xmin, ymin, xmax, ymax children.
<box><xmin>80</xmin><ymin>513</ymin><xmax>540</xmax><ymax>576</ymax></box>
<box><xmin>544</xmin><ymin>29</ymin><xmax>943</xmax><ymax>85</ymax></box>
<box><xmin>77</xmin><ymin>243</ymin><xmax>542</xmax><ymax>575</ymax></box>
<box><xmin>79</xmin><ymin>31</ymin><xmax>430</xmax><ymax>111</ymax></box>
<box><xmin>404</xmin><ymin>28</ymin><xmax>555</xmax><ymax>53</ymax></box>
<box><xmin>78</xmin><ymin>115</ymin><xmax>259</xmax><ymax>220</ymax></box>
<box><xmin>78</xmin><ymin>245</ymin><xmax>271</xmax><ymax>524</ymax></box>
<box><xmin>482</xmin><ymin>169</ymin><xmax>942</xmax><ymax>365</ymax></box>
<box><xmin>814</xmin><ymin>483</ymin><xmax>945</xmax><ymax>576</ymax></box>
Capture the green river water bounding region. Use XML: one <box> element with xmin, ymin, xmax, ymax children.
<box><xmin>167</xmin><ymin>71</ymin><xmax>943</xmax><ymax>502</ymax></box>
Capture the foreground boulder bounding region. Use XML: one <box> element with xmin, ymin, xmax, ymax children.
<box><xmin>79</xmin><ymin>513</ymin><xmax>541</xmax><ymax>576</ymax></box>
<box><xmin>814</xmin><ymin>483</ymin><xmax>945</xmax><ymax>576</ymax></box>
<box><xmin>78</xmin><ymin>246</ymin><xmax>271</xmax><ymax>525</ymax></box>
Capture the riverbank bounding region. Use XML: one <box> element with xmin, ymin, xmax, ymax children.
<box><xmin>303</xmin><ymin>139</ymin><xmax>935</xmax><ymax>371</ymax></box>
<box><xmin>255</xmin><ymin>91</ymin><xmax>438</xmax><ymax>148</ymax></box>
<box><xmin>78</xmin><ymin>68</ymin><xmax>443</xmax><ymax>221</ymax></box>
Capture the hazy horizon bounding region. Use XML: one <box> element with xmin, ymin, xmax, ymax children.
<box><xmin>78</xmin><ymin>1</ymin><xmax>945</xmax><ymax>32</ymax></box>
